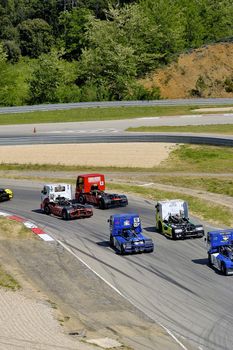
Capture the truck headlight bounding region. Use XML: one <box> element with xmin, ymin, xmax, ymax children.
<box><xmin>175</xmin><ymin>229</ymin><xmax>183</xmax><ymax>233</ymax></box>
<box><xmin>125</xmin><ymin>243</ymin><xmax>132</xmax><ymax>248</ymax></box>
<box><xmin>196</xmin><ymin>226</ymin><xmax>203</xmax><ymax>231</ymax></box>
<box><xmin>134</xmin><ymin>241</ymin><xmax>143</xmax><ymax>245</ymax></box>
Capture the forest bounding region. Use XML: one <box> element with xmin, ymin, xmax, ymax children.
<box><xmin>0</xmin><ymin>0</ymin><xmax>232</xmax><ymax>105</ymax></box>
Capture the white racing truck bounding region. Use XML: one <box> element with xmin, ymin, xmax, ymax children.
<box><xmin>41</xmin><ymin>183</ymin><xmax>72</xmax><ymax>209</ymax></box>
<box><xmin>40</xmin><ymin>183</ymin><xmax>93</xmax><ymax>220</ymax></box>
<box><xmin>155</xmin><ymin>199</ymin><xmax>204</xmax><ymax>240</ymax></box>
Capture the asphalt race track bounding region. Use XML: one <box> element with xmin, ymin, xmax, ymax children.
<box><xmin>1</xmin><ymin>112</ymin><xmax>233</xmax><ymax>349</ymax></box>
<box><xmin>1</xmin><ymin>180</ymin><xmax>232</xmax><ymax>350</ymax></box>
<box><xmin>0</xmin><ymin>112</ymin><xmax>233</xmax><ymax>146</ymax></box>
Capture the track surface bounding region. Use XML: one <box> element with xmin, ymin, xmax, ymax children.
<box><xmin>0</xmin><ymin>113</ymin><xmax>233</xmax><ymax>146</ymax></box>
<box><xmin>1</xmin><ymin>112</ymin><xmax>233</xmax><ymax>349</ymax></box>
<box><xmin>1</xmin><ymin>180</ymin><xmax>232</xmax><ymax>350</ymax></box>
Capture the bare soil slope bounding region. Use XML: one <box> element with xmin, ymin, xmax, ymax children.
<box><xmin>142</xmin><ymin>42</ymin><xmax>233</xmax><ymax>99</ymax></box>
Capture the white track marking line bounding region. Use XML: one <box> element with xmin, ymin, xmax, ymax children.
<box><xmin>0</xmin><ymin>211</ymin><xmax>11</xmax><ymax>216</ymax></box>
<box><xmin>57</xmin><ymin>239</ymin><xmax>189</xmax><ymax>350</ymax></box>
<box><xmin>180</xmin><ymin>115</ymin><xmax>203</xmax><ymax>118</ymax></box>
<box><xmin>136</xmin><ymin>117</ymin><xmax>160</xmax><ymax>120</ymax></box>
<box><xmin>38</xmin><ymin>233</ymin><xmax>54</xmax><ymax>241</ymax></box>
<box><xmin>138</xmin><ymin>183</ymin><xmax>154</xmax><ymax>187</ymax></box>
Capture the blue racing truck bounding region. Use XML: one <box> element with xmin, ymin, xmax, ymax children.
<box><xmin>109</xmin><ymin>213</ymin><xmax>154</xmax><ymax>255</ymax></box>
<box><xmin>207</xmin><ymin>229</ymin><xmax>233</xmax><ymax>275</ymax></box>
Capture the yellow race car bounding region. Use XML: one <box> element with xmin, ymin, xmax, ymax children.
<box><xmin>0</xmin><ymin>188</ymin><xmax>13</xmax><ymax>201</ymax></box>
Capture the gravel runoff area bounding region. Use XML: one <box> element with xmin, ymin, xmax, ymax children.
<box><xmin>0</xmin><ymin>143</ymin><xmax>190</xmax><ymax>350</ymax></box>
<box><xmin>0</xmin><ymin>232</ymin><xmax>188</xmax><ymax>350</ymax></box>
<box><xmin>0</xmin><ymin>143</ymin><xmax>176</xmax><ymax>168</ymax></box>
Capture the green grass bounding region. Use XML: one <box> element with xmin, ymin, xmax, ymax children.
<box><xmin>108</xmin><ymin>183</ymin><xmax>233</xmax><ymax>226</ymax></box>
<box><xmin>0</xmin><ymin>105</ymin><xmax>232</xmax><ymax>125</ymax></box>
<box><xmin>161</xmin><ymin>144</ymin><xmax>233</xmax><ymax>173</ymax></box>
<box><xmin>127</xmin><ymin>124</ymin><xmax>233</xmax><ymax>134</ymax></box>
<box><xmin>0</xmin><ymin>162</ymin><xmax>151</xmax><ymax>172</ymax></box>
<box><xmin>138</xmin><ymin>176</ymin><xmax>233</xmax><ymax>197</ymax></box>
<box><xmin>0</xmin><ymin>265</ymin><xmax>21</xmax><ymax>291</ymax></box>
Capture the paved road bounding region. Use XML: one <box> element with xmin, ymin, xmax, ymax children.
<box><xmin>1</xmin><ymin>180</ymin><xmax>232</xmax><ymax>350</ymax></box>
<box><xmin>0</xmin><ymin>113</ymin><xmax>233</xmax><ymax>146</ymax></box>
<box><xmin>0</xmin><ymin>98</ymin><xmax>233</xmax><ymax>114</ymax></box>
<box><xmin>1</xmin><ymin>113</ymin><xmax>233</xmax><ymax>136</ymax></box>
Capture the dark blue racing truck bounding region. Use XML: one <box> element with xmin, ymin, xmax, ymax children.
<box><xmin>109</xmin><ymin>213</ymin><xmax>154</xmax><ymax>255</ymax></box>
<box><xmin>207</xmin><ymin>229</ymin><xmax>233</xmax><ymax>276</ymax></box>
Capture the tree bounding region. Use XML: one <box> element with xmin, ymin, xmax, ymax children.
<box><xmin>18</xmin><ymin>18</ymin><xmax>53</xmax><ymax>57</ymax></box>
<box><xmin>200</xmin><ymin>0</ymin><xmax>233</xmax><ymax>42</ymax></box>
<box><xmin>2</xmin><ymin>40</ymin><xmax>21</xmax><ymax>62</ymax></box>
<box><xmin>27</xmin><ymin>50</ymin><xmax>80</xmax><ymax>104</ymax></box>
<box><xmin>58</xmin><ymin>8</ymin><xmax>91</xmax><ymax>60</ymax></box>
<box><xmin>77</xmin><ymin>14</ymin><xmax>138</xmax><ymax>100</ymax></box>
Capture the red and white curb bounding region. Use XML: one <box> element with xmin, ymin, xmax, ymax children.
<box><xmin>0</xmin><ymin>211</ymin><xmax>54</xmax><ymax>241</ymax></box>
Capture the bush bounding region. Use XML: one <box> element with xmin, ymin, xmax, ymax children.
<box><xmin>3</xmin><ymin>40</ymin><xmax>21</xmax><ymax>63</ymax></box>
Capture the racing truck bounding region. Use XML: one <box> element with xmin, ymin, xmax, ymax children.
<box><xmin>75</xmin><ymin>173</ymin><xmax>128</xmax><ymax>209</ymax></box>
<box><xmin>155</xmin><ymin>199</ymin><xmax>204</xmax><ymax>239</ymax></box>
<box><xmin>0</xmin><ymin>187</ymin><xmax>13</xmax><ymax>201</ymax></box>
<box><xmin>109</xmin><ymin>213</ymin><xmax>154</xmax><ymax>254</ymax></box>
<box><xmin>206</xmin><ymin>229</ymin><xmax>233</xmax><ymax>275</ymax></box>
<box><xmin>41</xmin><ymin>183</ymin><xmax>93</xmax><ymax>220</ymax></box>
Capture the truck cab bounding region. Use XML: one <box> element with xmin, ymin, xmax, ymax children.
<box><xmin>109</xmin><ymin>213</ymin><xmax>154</xmax><ymax>254</ymax></box>
<box><xmin>207</xmin><ymin>230</ymin><xmax>233</xmax><ymax>275</ymax></box>
<box><xmin>155</xmin><ymin>199</ymin><xmax>204</xmax><ymax>239</ymax></box>
<box><xmin>41</xmin><ymin>183</ymin><xmax>72</xmax><ymax>210</ymax></box>
<box><xmin>75</xmin><ymin>173</ymin><xmax>128</xmax><ymax>209</ymax></box>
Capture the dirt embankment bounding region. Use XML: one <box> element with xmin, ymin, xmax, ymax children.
<box><xmin>141</xmin><ymin>42</ymin><xmax>233</xmax><ymax>98</ymax></box>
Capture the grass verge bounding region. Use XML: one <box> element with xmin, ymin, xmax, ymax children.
<box><xmin>161</xmin><ymin>144</ymin><xmax>233</xmax><ymax>173</ymax></box>
<box><xmin>0</xmin><ymin>217</ymin><xmax>36</xmax><ymax>240</ymax></box>
<box><xmin>0</xmin><ymin>265</ymin><xmax>21</xmax><ymax>291</ymax></box>
<box><xmin>132</xmin><ymin>176</ymin><xmax>233</xmax><ymax>197</ymax></box>
<box><xmin>127</xmin><ymin>124</ymin><xmax>233</xmax><ymax>134</ymax></box>
<box><xmin>0</xmin><ymin>218</ymin><xmax>33</xmax><ymax>290</ymax></box>
<box><xmin>0</xmin><ymin>105</ymin><xmax>231</xmax><ymax>125</ymax></box>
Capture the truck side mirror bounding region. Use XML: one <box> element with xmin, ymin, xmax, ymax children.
<box><xmin>107</xmin><ymin>219</ymin><xmax>110</xmax><ymax>222</ymax></box>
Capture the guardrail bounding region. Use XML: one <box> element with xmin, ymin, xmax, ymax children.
<box><xmin>0</xmin><ymin>98</ymin><xmax>233</xmax><ymax>114</ymax></box>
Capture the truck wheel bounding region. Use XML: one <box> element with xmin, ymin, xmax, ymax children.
<box><xmin>79</xmin><ymin>195</ymin><xmax>85</xmax><ymax>204</ymax></box>
<box><xmin>120</xmin><ymin>244</ymin><xmax>125</xmax><ymax>255</ymax></box>
<box><xmin>44</xmin><ymin>205</ymin><xmax>51</xmax><ymax>215</ymax></box>
<box><xmin>62</xmin><ymin>210</ymin><xmax>69</xmax><ymax>220</ymax></box>
<box><xmin>99</xmin><ymin>199</ymin><xmax>106</xmax><ymax>210</ymax></box>
<box><xmin>221</xmin><ymin>262</ymin><xmax>228</xmax><ymax>276</ymax></box>
<box><xmin>158</xmin><ymin>221</ymin><xmax>162</xmax><ymax>233</ymax></box>
<box><xmin>208</xmin><ymin>253</ymin><xmax>212</xmax><ymax>266</ymax></box>
<box><xmin>172</xmin><ymin>229</ymin><xmax>177</xmax><ymax>240</ymax></box>
<box><xmin>110</xmin><ymin>235</ymin><xmax>114</xmax><ymax>247</ymax></box>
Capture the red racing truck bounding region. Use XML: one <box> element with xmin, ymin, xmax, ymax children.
<box><xmin>75</xmin><ymin>173</ymin><xmax>128</xmax><ymax>209</ymax></box>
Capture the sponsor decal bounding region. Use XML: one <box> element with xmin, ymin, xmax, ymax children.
<box><xmin>88</xmin><ymin>176</ymin><xmax>101</xmax><ymax>183</ymax></box>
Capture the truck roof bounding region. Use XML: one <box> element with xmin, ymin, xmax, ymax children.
<box><xmin>111</xmin><ymin>213</ymin><xmax>139</xmax><ymax>220</ymax></box>
<box><xmin>157</xmin><ymin>199</ymin><xmax>185</xmax><ymax>205</ymax></box>
<box><xmin>77</xmin><ymin>173</ymin><xmax>104</xmax><ymax>178</ymax></box>
<box><xmin>44</xmin><ymin>183</ymin><xmax>70</xmax><ymax>188</ymax></box>
<box><xmin>208</xmin><ymin>229</ymin><xmax>233</xmax><ymax>247</ymax></box>
<box><xmin>208</xmin><ymin>229</ymin><xmax>233</xmax><ymax>236</ymax></box>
